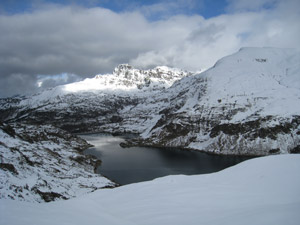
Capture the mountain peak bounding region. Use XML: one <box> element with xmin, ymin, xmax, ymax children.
<box><xmin>91</xmin><ymin>64</ymin><xmax>192</xmax><ymax>92</ymax></box>
<box><xmin>113</xmin><ymin>64</ymin><xmax>133</xmax><ymax>73</ymax></box>
<box><xmin>14</xmin><ymin>64</ymin><xmax>192</xmax><ymax>108</ymax></box>
<box><xmin>110</xmin><ymin>64</ymin><xmax>189</xmax><ymax>80</ymax></box>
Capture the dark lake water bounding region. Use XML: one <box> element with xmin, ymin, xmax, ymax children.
<box><xmin>80</xmin><ymin>133</ymin><xmax>253</xmax><ymax>185</ymax></box>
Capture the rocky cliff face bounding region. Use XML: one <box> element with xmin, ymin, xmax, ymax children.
<box><xmin>0</xmin><ymin>122</ymin><xmax>115</xmax><ymax>202</ymax></box>
<box><xmin>0</xmin><ymin>48</ymin><xmax>299</xmax><ymax>156</ymax></box>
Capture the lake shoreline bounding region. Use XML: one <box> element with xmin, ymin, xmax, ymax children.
<box><xmin>79</xmin><ymin>133</ymin><xmax>254</xmax><ymax>185</ymax></box>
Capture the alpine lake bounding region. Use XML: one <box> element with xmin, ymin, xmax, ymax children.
<box><xmin>80</xmin><ymin>133</ymin><xmax>253</xmax><ymax>185</ymax></box>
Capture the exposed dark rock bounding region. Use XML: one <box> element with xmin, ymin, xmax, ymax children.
<box><xmin>210</xmin><ymin>119</ymin><xmax>293</xmax><ymax>140</ymax></box>
<box><xmin>110</xmin><ymin>115</ymin><xmax>123</xmax><ymax>123</ymax></box>
<box><xmin>119</xmin><ymin>142</ymin><xmax>130</xmax><ymax>148</ymax></box>
<box><xmin>0</xmin><ymin>123</ymin><xmax>16</xmax><ymax>137</ymax></box>
<box><xmin>19</xmin><ymin>151</ymin><xmax>35</xmax><ymax>166</ymax></box>
<box><xmin>164</xmin><ymin>122</ymin><xmax>190</xmax><ymax>140</ymax></box>
<box><xmin>0</xmin><ymin>163</ymin><xmax>18</xmax><ymax>175</ymax></box>
<box><xmin>32</xmin><ymin>188</ymin><xmax>68</xmax><ymax>202</ymax></box>
<box><xmin>290</xmin><ymin>145</ymin><xmax>300</xmax><ymax>154</ymax></box>
<box><xmin>269</xmin><ymin>149</ymin><xmax>280</xmax><ymax>154</ymax></box>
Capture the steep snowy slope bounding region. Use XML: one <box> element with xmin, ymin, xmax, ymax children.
<box><xmin>1</xmin><ymin>154</ymin><xmax>300</xmax><ymax>225</ymax></box>
<box><xmin>0</xmin><ymin>122</ymin><xmax>115</xmax><ymax>202</ymax></box>
<box><xmin>139</xmin><ymin>48</ymin><xmax>300</xmax><ymax>155</ymax></box>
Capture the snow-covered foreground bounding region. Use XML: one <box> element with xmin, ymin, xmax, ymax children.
<box><xmin>1</xmin><ymin>154</ymin><xmax>299</xmax><ymax>225</ymax></box>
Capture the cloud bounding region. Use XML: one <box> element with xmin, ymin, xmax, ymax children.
<box><xmin>131</xmin><ymin>0</ymin><xmax>300</xmax><ymax>70</ymax></box>
<box><xmin>0</xmin><ymin>73</ymin><xmax>38</xmax><ymax>97</ymax></box>
<box><xmin>37</xmin><ymin>73</ymin><xmax>81</xmax><ymax>89</ymax></box>
<box><xmin>0</xmin><ymin>0</ymin><xmax>299</xmax><ymax>97</ymax></box>
<box><xmin>136</xmin><ymin>0</ymin><xmax>203</xmax><ymax>20</ymax></box>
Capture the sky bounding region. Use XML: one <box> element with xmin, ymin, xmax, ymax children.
<box><xmin>0</xmin><ymin>0</ymin><xmax>299</xmax><ymax>97</ymax></box>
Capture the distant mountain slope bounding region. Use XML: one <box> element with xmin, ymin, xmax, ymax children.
<box><xmin>0</xmin><ymin>48</ymin><xmax>299</xmax><ymax>155</ymax></box>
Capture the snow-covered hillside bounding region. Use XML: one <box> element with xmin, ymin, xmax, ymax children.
<box><xmin>138</xmin><ymin>47</ymin><xmax>300</xmax><ymax>155</ymax></box>
<box><xmin>1</xmin><ymin>154</ymin><xmax>300</xmax><ymax>225</ymax></box>
<box><xmin>0</xmin><ymin>47</ymin><xmax>299</xmax><ymax>155</ymax></box>
<box><xmin>0</xmin><ymin>122</ymin><xmax>115</xmax><ymax>202</ymax></box>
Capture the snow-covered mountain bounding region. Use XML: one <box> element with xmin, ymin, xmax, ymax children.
<box><xmin>1</xmin><ymin>47</ymin><xmax>299</xmax><ymax>155</ymax></box>
<box><xmin>0</xmin><ymin>122</ymin><xmax>115</xmax><ymax>202</ymax></box>
<box><xmin>137</xmin><ymin>47</ymin><xmax>300</xmax><ymax>155</ymax></box>
<box><xmin>0</xmin><ymin>64</ymin><xmax>191</xmax><ymax>133</ymax></box>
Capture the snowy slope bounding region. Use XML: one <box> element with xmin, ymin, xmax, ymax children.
<box><xmin>203</xmin><ymin>47</ymin><xmax>300</xmax><ymax>117</ymax></box>
<box><xmin>139</xmin><ymin>47</ymin><xmax>300</xmax><ymax>155</ymax></box>
<box><xmin>1</xmin><ymin>154</ymin><xmax>300</xmax><ymax>225</ymax></box>
<box><xmin>0</xmin><ymin>123</ymin><xmax>115</xmax><ymax>202</ymax></box>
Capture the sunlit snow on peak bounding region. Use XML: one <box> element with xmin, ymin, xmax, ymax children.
<box><xmin>63</xmin><ymin>76</ymin><xmax>139</xmax><ymax>93</ymax></box>
<box><xmin>62</xmin><ymin>64</ymin><xmax>190</xmax><ymax>93</ymax></box>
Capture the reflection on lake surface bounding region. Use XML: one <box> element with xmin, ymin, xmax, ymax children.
<box><xmin>80</xmin><ymin>133</ymin><xmax>253</xmax><ymax>185</ymax></box>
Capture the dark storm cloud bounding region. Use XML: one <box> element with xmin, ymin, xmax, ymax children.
<box><xmin>0</xmin><ymin>73</ymin><xmax>38</xmax><ymax>97</ymax></box>
<box><xmin>37</xmin><ymin>73</ymin><xmax>81</xmax><ymax>89</ymax></box>
<box><xmin>0</xmin><ymin>0</ymin><xmax>299</xmax><ymax>97</ymax></box>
